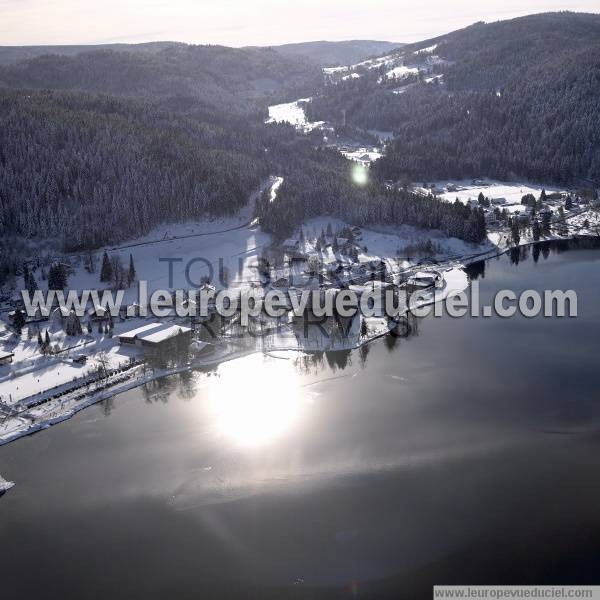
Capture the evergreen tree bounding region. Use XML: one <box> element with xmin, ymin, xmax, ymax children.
<box><xmin>111</xmin><ymin>256</ymin><xmax>124</xmax><ymax>289</ymax></box>
<box><xmin>22</xmin><ymin>263</ymin><xmax>37</xmax><ymax>297</ymax></box>
<box><xmin>477</xmin><ymin>207</ymin><xmax>486</xmax><ymax>241</ymax></box>
<box><xmin>48</xmin><ymin>263</ymin><xmax>68</xmax><ymax>290</ymax></box>
<box><xmin>44</xmin><ymin>330</ymin><xmax>50</xmax><ymax>347</ymax></box>
<box><xmin>65</xmin><ymin>312</ymin><xmax>82</xmax><ymax>336</ymax></box>
<box><xmin>360</xmin><ymin>318</ymin><xmax>368</xmax><ymax>337</ymax></box>
<box><xmin>532</xmin><ymin>219</ymin><xmax>541</xmax><ymax>241</ymax></box>
<box><xmin>27</xmin><ymin>271</ymin><xmax>37</xmax><ymax>297</ymax></box>
<box><xmin>127</xmin><ymin>254</ymin><xmax>136</xmax><ymax>287</ymax></box>
<box><xmin>564</xmin><ymin>196</ymin><xmax>573</xmax><ymax>210</ymax></box>
<box><xmin>541</xmin><ymin>211</ymin><xmax>552</xmax><ymax>234</ymax></box>
<box><xmin>22</xmin><ymin>263</ymin><xmax>30</xmax><ymax>291</ymax></box>
<box><xmin>12</xmin><ymin>309</ymin><xmax>26</xmax><ymax>333</ymax></box>
<box><xmin>510</xmin><ymin>218</ymin><xmax>520</xmax><ymax>245</ymax></box>
<box><xmin>37</xmin><ymin>330</ymin><xmax>43</xmax><ymax>345</ymax></box>
<box><xmin>100</xmin><ymin>251</ymin><xmax>113</xmax><ymax>283</ymax></box>
<box><xmin>522</xmin><ymin>193</ymin><xmax>536</xmax><ymax>208</ymax></box>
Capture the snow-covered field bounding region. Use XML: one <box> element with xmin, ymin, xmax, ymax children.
<box><xmin>384</xmin><ymin>65</ymin><xmax>419</xmax><ymax>79</ymax></box>
<box><xmin>435</xmin><ymin>179</ymin><xmax>567</xmax><ymax>210</ymax></box>
<box><xmin>57</xmin><ymin>177</ymin><xmax>278</xmax><ymax>301</ymax></box>
<box><xmin>339</xmin><ymin>148</ymin><xmax>383</xmax><ymax>166</ymax></box>
<box><xmin>414</xmin><ymin>44</ymin><xmax>438</xmax><ymax>55</ymax></box>
<box><xmin>267</xmin><ymin>99</ymin><xmax>324</xmax><ymax>132</ymax></box>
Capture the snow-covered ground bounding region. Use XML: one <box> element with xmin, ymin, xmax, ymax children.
<box><xmin>339</xmin><ymin>148</ymin><xmax>383</xmax><ymax>166</ymax></box>
<box><xmin>267</xmin><ymin>99</ymin><xmax>386</xmax><ymax>166</ymax></box>
<box><xmin>434</xmin><ymin>179</ymin><xmax>567</xmax><ymax>209</ymax></box>
<box><xmin>383</xmin><ymin>65</ymin><xmax>419</xmax><ymax>79</ymax></box>
<box><xmin>267</xmin><ymin>99</ymin><xmax>324</xmax><ymax>132</ymax></box>
<box><xmin>300</xmin><ymin>216</ymin><xmax>485</xmax><ymax>263</ymax></box>
<box><xmin>0</xmin><ymin>177</ymin><xmax>283</xmax><ymax>408</ymax></box>
<box><xmin>414</xmin><ymin>44</ymin><xmax>438</xmax><ymax>55</ymax></box>
<box><xmin>323</xmin><ymin>53</ymin><xmax>397</xmax><ymax>76</ymax></box>
<box><xmin>53</xmin><ymin>176</ymin><xmax>279</xmax><ymax>301</ymax></box>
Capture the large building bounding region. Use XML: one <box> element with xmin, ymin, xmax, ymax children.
<box><xmin>118</xmin><ymin>322</ymin><xmax>192</xmax><ymax>351</ymax></box>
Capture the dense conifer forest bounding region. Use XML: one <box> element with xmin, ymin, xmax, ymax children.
<box><xmin>0</xmin><ymin>11</ymin><xmax>597</xmax><ymax>271</ymax></box>
<box><xmin>308</xmin><ymin>12</ymin><xmax>600</xmax><ymax>184</ymax></box>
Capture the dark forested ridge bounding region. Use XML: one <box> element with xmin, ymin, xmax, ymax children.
<box><xmin>0</xmin><ymin>86</ymin><xmax>484</xmax><ymax>253</ymax></box>
<box><xmin>309</xmin><ymin>12</ymin><xmax>600</xmax><ymax>185</ymax></box>
<box><xmin>0</xmin><ymin>45</ymin><xmax>322</xmax><ymax>114</ymax></box>
<box><xmin>0</xmin><ymin>89</ymin><xmax>270</xmax><ymax>249</ymax></box>
<box><xmin>256</xmin><ymin>162</ymin><xmax>486</xmax><ymax>245</ymax></box>
<box><xmin>268</xmin><ymin>40</ymin><xmax>402</xmax><ymax>67</ymax></box>
<box><xmin>0</xmin><ymin>40</ymin><xmax>402</xmax><ymax>69</ymax></box>
<box><xmin>0</xmin><ymin>42</ymin><xmax>182</xmax><ymax>66</ymax></box>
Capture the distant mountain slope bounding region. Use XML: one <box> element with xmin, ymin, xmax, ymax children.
<box><xmin>0</xmin><ymin>45</ymin><xmax>321</xmax><ymax>114</ymax></box>
<box><xmin>270</xmin><ymin>40</ymin><xmax>402</xmax><ymax>67</ymax></box>
<box><xmin>309</xmin><ymin>12</ymin><xmax>600</xmax><ymax>184</ymax></box>
<box><xmin>404</xmin><ymin>11</ymin><xmax>600</xmax><ymax>91</ymax></box>
<box><xmin>0</xmin><ymin>42</ymin><xmax>182</xmax><ymax>65</ymax></box>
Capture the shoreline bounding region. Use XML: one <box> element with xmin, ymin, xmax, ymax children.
<box><xmin>0</xmin><ymin>234</ymin><xmax>597</xmax><ymax>458</ymax></box>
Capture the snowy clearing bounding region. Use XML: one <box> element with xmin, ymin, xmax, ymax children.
<box><xmin>414</xmin><ymin>44</ymin><xmax>439</xmax><ymax>55</ymax></box>
<box><xmin>433</xmin><ymin>179</ymin><xmax>567</xmax><ymax>207</ymax></box>
<box><xmin>384</xmin><ymin>65</ymin><xmax>420</xmax><ymax>79</ymax></box>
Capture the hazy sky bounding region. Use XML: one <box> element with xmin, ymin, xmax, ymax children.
<box><xmin>1</xmin><ymin>0</ymin><xmax>599</xmax><ymax>46</ymax></box>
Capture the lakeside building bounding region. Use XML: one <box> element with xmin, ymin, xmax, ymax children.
<box><xmin>118</xmin><ymin>323</ymin><xmax>192</xmax><ymax>351</ymax></box>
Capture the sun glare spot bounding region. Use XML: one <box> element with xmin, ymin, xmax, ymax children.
<box><xmin>205</xmin><ymin>354</ymin><xmax>304</xmax><ymax>448</ymax></box>
<box><xmin>352</xmin><ymin>164</ymin><xmax>368</xmax><ymax>186</ymax></box>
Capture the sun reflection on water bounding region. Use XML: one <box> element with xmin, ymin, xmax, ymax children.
<box><xmin>205</xmin><ymin>354</ymin><xmax>305</xmax><ymax>448</ymax></box>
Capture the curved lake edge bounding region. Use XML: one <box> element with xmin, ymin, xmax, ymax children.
<box><xmin>1</xmin><ymin>234</ymin><xmax>599</xmax><ymax>456</ymax></box>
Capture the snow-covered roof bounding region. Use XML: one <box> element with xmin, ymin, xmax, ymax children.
<box><xmin>118</xmin><ymin>322</ymin><xmax>163</xmax><ymax>340</ymax></box>
<box><xmin>0</xmin><ymin>351</ymin><xmax>15</xmax><ymax>360</ymax></box>
<box><xmin>411</xmin><ymin>271</ymin><xmax>438</xmax><ymax>282</ymax></box>
<box><xmin>137</xmin><ymin>324</ymin><xmax>192</xmax><ymax>345</ymax></box>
